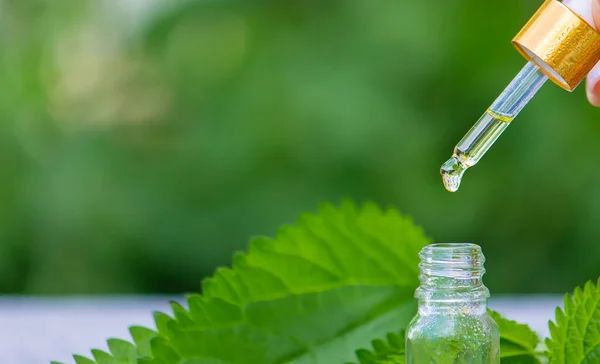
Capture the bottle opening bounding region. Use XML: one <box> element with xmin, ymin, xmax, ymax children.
<box><xmin>427</xmin><ymin>242</ymin><xmax>476</xmax><ymax>249</ymax></box>
<box><xmin>419</xmin><ymin>242</ymin><xmax>485</xmax><ymax>270</ymax></box>
<box><xmin>415</xmin><ymin>242</ymin><xmax>490</xmax><ymax>301</ymax></box>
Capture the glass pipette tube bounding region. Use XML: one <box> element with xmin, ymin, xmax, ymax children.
<box><xmin>441</xmin><ymin>62</ymin><xmax>548</xmax><ymax>192</ymax></box>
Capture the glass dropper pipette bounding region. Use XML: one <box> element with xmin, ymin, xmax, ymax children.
<box><xmin>440</xmin><ymin>62</ymin><xmax>547</xmax><ymax>192</ymax></box>
<box><xmin>440</xmin><ymin>0</ymin><xmax>600</xmax><ymax>192</ymax></box>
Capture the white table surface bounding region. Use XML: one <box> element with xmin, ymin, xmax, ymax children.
<box><xmin>0</xmin><ymin>295</ymin><xmax>563</xmax><ymax>364</ymax></box>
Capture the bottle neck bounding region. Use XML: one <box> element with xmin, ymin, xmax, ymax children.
<box><xmin>415</xmin><ymin>243</ymin><xmax>489</xmax><ymax>313</ymax></box>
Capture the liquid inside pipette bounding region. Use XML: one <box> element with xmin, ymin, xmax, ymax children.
<box><xmin>441</xmin><ymin>109</ymin><xmax>513</xmax><ymax>192</ymax></box>
<box><xmin>441</xmin><ymin>62</ymin><xmax>548</xmax><ymax>192</ymax></box>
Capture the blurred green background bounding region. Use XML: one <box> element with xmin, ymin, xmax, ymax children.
<box><xmin>3</xmin><ymin>0</ymin><xmax>600</xmax><ymax>295</ymax></box>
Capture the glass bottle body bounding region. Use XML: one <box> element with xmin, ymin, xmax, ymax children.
<box><xmin>406</xmin><ymin>243</ymin><xmax>499</xmax><ymax>364</ymax></box>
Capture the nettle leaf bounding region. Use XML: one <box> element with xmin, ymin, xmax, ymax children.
<box><xmin>73</xmin><ymin>356</ymin><xmax>97</xmax><ymax>364</ymax></box>
<box><xmin>488</xmin><ymin>311</ymin><xmax>541</xmax><ymax>363</ymax></box>
<box><xmin>351</xmin><ymin>312</ymin><xmax>541</xmax><ymax>364</ymax></box>
<box><xmin>350</xmin><ymin>331</ymin><xmax>405</xmax><ymax>364</ymax></box>
<box><xmin>62</xmin><ymin>201</ymin><xmax>430</xmax><ymax>363</ymax></box>
<box><xmin>546</xmin><ymin>278</ymin><xmax>600</xmax><ymax>364</ymax></box>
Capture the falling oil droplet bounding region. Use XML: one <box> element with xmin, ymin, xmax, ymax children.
<box><xmin>441</xmin><ymin>156</ymin><xmax>467</xmax><ymax>192</ymax></box>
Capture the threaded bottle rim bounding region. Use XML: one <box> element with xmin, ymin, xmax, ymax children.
<box><xmin>415</xmin><ymin>242</ymin><xmax>489</xmax><ymax>301</ymax></box>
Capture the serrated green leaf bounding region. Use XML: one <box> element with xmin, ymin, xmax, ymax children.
<box><xmin>129</xmin><ymin>326</ymin><xmax>158</xmax><ymax>358</ymax></box>
<box><xmin>73</xmin><ymin>356</ymin><xmax>96</xmax><ymax>364</ymax></box>
<box><xmin>350</xmin><ymin>331</ymin><xmax>405</xmax><ymax>364</ymax></box>
<box><xmin>488</xmin><ymin>310</ymin><xmax>541</xmax><ymax>363</ymax></box>
<box><xmin>150</xmin><ymin>337</ymin><xmax>181</xmax><ymax>363</ymax></box>
<box><xmin>60</xmin><ymin>201</ymin><xmax>430</xmax><ymax>363</ymax></box>
<box><xmin>136</xmin><ymin>359</ymin><xmax>158</xmax><ymax>364</ymax></box>
<box><xmin>546</xmin><ymin>278</ymin><xmax>600</xmax><ymax>364</ymax></box>
<box><xmin>91</xmin><ymin>349</ymin><xmax>119</xmax><ymax>364</ymax></box>
<box><xmin>181</xmin><ymin>359</ymin><xmax>233</xmax><ymax>364</ymax></box>
<box><xmin>137</xmin><ymin>358</ymin><xmax>167</xmax><ymax>364</ymax></box>
<box><xmin>153</xmin><ymin>312</ymin><xmax>173</xmax><ymax>337</ymax></box>
<box><xmin>107</xmin><ymin>339</ymin><xmax>137</xmax><ymax>362</ymax></box>
<box><xmin>355</xmin><ymin>349</ymin><xmax>378</xmax><ymax>363</ymax></box>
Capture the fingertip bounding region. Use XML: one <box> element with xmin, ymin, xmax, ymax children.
<box><xmin>585</xmin><ymin>0</ymin><xmax>600</xmax><ymax>106</ymax></box>
<box><xmin>587</xmin><ymin>78</ymin><xmax>600</xmax><ymax>107</ymax></box>
<box><xmin>587</xmin><ymin>61</ymin><xmax>600</xmax><ymax>106</ymax></box>
<box><xmin>593</xmin><ymin>0</ymin><xmax>600</xmax><ymax>31</ymax></box>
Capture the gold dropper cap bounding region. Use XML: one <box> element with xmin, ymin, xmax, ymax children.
<box><xmin>513</xmin><ymin>0</ymin><xmax>600</xmax><ymax>91</ymax></box>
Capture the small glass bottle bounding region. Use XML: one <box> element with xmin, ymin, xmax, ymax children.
<box><xmin>406</xmin><ymin>243</ymin><xmax>500</xmax><ymax>363</ymax></box>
